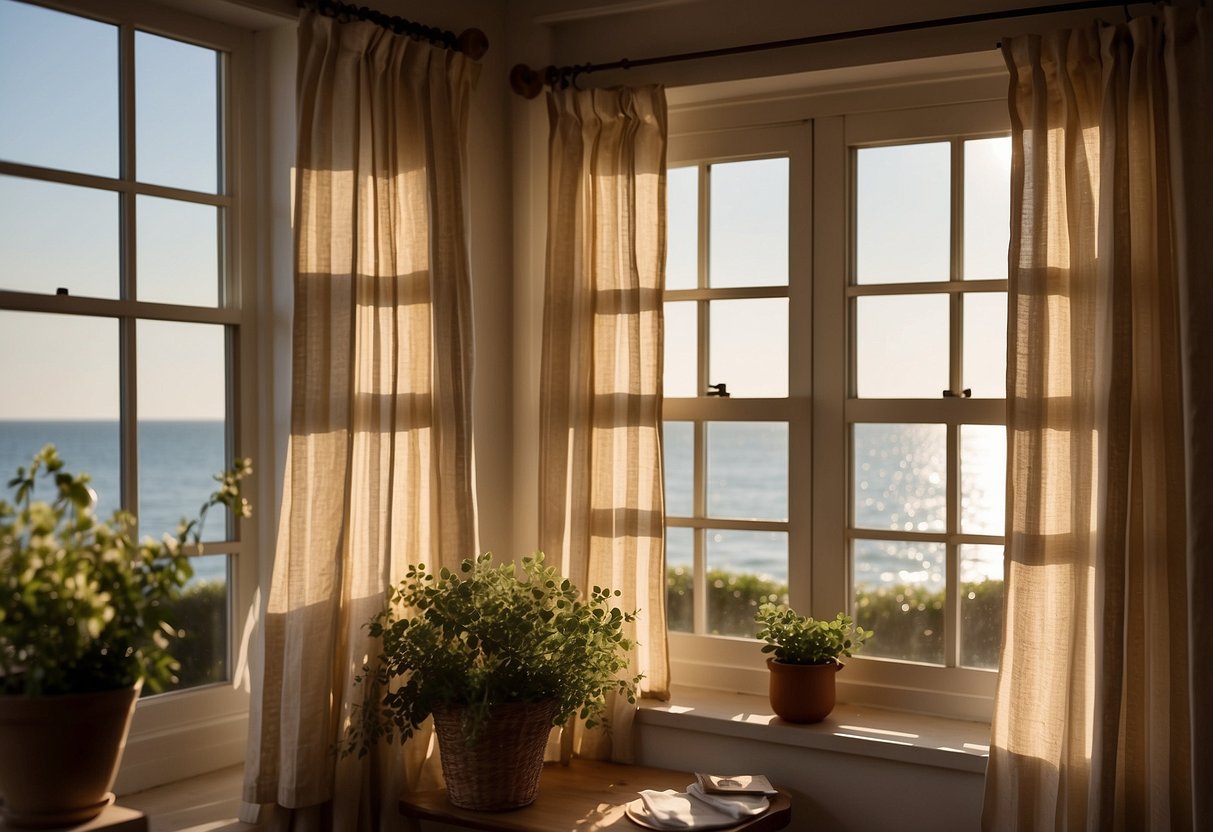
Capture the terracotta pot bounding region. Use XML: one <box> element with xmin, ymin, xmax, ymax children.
<box><xmin>431</xmin><ymin>699</ymin><xmax>559</xmax><ymax>811</ymax></box>
<box><xmin>766</xmin><ymin>657</ymin><xmax>840</xmax><ymax>723</ymax></box>
<box><xmin>0</xmin><ymin>681</ymin><xmax>141</xmax><ymax>828</ymax></box>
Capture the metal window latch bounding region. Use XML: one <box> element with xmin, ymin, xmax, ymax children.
<box><xmin>942</xmin><ymin>388</ymin><xmax>972</xmax><ymax>398</ymax></box>
<box><xmin>706</xmin><ymin>383</ymin><xmax>730</xmax><ymax>398</ymax></box>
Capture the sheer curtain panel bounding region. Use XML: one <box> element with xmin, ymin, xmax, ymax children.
<box><xmin>984</xmin><ymin>9</ymin><xmax>1212</xmax><ymax>831</ymax></box>
<box><xmin>241</xmin><ymin>11</ymin><xmax>479</xmax><ymax>829</ymax></box>
<box><xmin>539</xmin><ymin>85</ymin><xmax>670</xmax><ymax>762</ymax></box>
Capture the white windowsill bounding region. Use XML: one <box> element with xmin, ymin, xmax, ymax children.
<box><xmin>638</xmin><ymin>685</ymin><xmax>991</xmax><ymax>775</ymax></box>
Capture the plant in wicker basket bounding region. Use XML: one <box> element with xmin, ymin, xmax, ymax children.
<box><xmin>345</xmin><ymin>552</ymin><xmax>640</xmax><ymax>810</ymax></box>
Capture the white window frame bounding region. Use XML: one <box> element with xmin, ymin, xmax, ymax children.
<box><xmin>665</xmin><ymin>91</ymin><xmax>1010</xmax><ymax>721</ymax></box>
<box><xmin>0</xmin><ymin>0</ymin><xmax>258</xmax><ymax>789</ymax></box>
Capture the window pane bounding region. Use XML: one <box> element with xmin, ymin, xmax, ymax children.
<box><xmin>0</xmin><ymin>176</ymin><xmax>119</xmax><ymax>298</ymax></box>
<box><xmin>856</xmin><ymin>143</ymin><xmax>950</xmax><ymax>284</ymax></box>
<box><xmin>855</xmin><ymin>294</ymin><xmax>948</xmax><ymax>398</ymax></box>
<box><xmin>960</xmin><ymin>544</ymin><xmax>1004</xmax><ymax>670</ymax></box>
<box><xmin>707</xmin><ymin>528</ymin><xmax>787</xmax><ymax>637</ymax></box>
<box><xmin>853</xmin><ymin>423</ymin><xmax>946</xmax><ymax>532</ymax></box>
<box><xmin>137</xmin><ymin>321</ymin><xmax>227</xmax><ymax>542</ymax></box>
<box><xmin>663</xmin><ymin>421</ymin><xmax>693</xmax><ymax>517</ymax></box>
<box><xmin>963</xmin><ymin>137</ymin><xmax>1011</xmax><ymax>280</ymax></box>
<box><xmin>960</xmin><ymin>424</ymin><xmax>1006</xmax><ymax>536</ymax></box>
<box><xmin>0</xmin><ymin>312</ymin><xmax>120</xmax><ymax>519</ymax></box>
<box><xmin>707</xmin><ymin>422</ymin><xmax>786</xmax><ymax>521</ymax></box>
<box><xmin>963</xmin><ymin>292</ymin><xmax>1007</xmax><ymax>398</ymax></box>
<box><xmin>853</xmin><ymin>538</ymin><xmax>945</xmax><ymax>665</ymax></box>
<box><xmin>136</xmin><ymin>31</ymin><xmax>220</xmax><ymax>194</ymax></box>
<box><xmin>709</xmin><ymin>158</ymin><xmax>787</xmax><ymax>288</ymax></box>
<box><xmin>0</xmin><ymin>1</ymin><xmax>118</xmax><ymax>177</ymax></box>
<box><xmin>709</xmin><ymin>298</ymin><xmax>787</xmax><ymax>398</ymax></box>
<box><xmin>137</xmin><ymin>196</ymin><xmax>221</xmax><ymax>306</ymax></box>
<box><xmin>160</xmin><ymin>553</ymin><xmax>228</xmax><ymax>691</ymax></box>
<box><xmin>666</xmin><ymin>527</ymin><xmax>693</xmax><ymax>633</ymax></box>
<box><xmin>663</xmin><ymin>301</ymin><xmax>697</xmax><ymax>397</ymax></box>
<box><xmin>666</xmin><ymin>166</ymin><xmax>697</xmax><ymax>291</ymax></box>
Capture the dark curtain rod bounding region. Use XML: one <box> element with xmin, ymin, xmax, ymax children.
<box><xmin>299</xmin><ymin>0</ymin><xmax>489</xmax><ymax>60</ymax></box>
<box><xmin>509</xmin><ymin>0</ymin><xmax>1149</xmax><ymax>97</ymax></box>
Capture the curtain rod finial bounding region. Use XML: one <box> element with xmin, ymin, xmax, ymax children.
<box><xmin>510</xmin><ymin>63</ymin><xmax>544</xmax><ymax>98</ymax></box>
<box><xmin>458</xmin><ymin>28</ymin><xmax>489</xmax><ymax>60</ymax></box>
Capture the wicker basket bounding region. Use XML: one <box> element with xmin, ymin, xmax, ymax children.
<box><xmin>431</xmin><ymin>699</ymin><xmax>560</xmax><ymax>811</ymax></box>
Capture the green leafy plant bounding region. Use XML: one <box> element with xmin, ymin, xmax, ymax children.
<box><xmin>0</xmin><ymin>445</ymin><xmax>251</xmax><ymax>696</ymax></box>
<box><xmin>346</xmin><ymin>552</ymin><xmax>641</xmax><ymax>757</ymax></box>
<box><xmin>754</xmin><ymin>602</ymin><xmax>872</xmax><ymax>665</ymax></box>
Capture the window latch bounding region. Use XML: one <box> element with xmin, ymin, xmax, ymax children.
<box><xmin>942</xmin><ymin>388</ymin><xmax>972</xmax><ymax>398</ymax></box>
<box><xmin>706</xmin><ymin>383</ymin><xmax>731</xmax><ymax>398</ymax></box>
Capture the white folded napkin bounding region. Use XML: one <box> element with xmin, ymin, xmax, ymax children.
<box><xmin>687</xmin><ymin>782</ymin><xmax>770</xmax><ymax>818</ymax></box>
<box><xmin>637</xmin><ymin>788</ymin><xmax>737</xmax><ymax>829</ymax></box>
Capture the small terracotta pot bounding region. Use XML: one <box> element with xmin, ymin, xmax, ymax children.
<box><xmin>766</xmin><ymin>657</ymin><xmax>840</xmax><ymax>723</ymax></box>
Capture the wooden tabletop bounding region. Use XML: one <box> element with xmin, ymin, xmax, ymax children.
<box><xmin>399</xmin><ymin>759</ymin><xmax>791</xmax><ymax>832</ymax></box>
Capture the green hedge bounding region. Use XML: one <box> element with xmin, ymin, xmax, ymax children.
<box><xmin>159</xmin><ymin>580</ymin><xmax>228</xmax><ymax>692</ymax></box>
<box><xmin>667</xmin><ymin>567</ymin><xmax>1003</xmax><ymax>669</ymax></box>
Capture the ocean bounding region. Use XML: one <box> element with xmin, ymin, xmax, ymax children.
<box><xmin>0</xmin><ymin>420</ymin><xmax>231</xmax><ymax>585</ymax></box>
<box><xmin>1</xmin><ymin>420</ymin><xmax>1006</xmax><ymax>593</ymax></box>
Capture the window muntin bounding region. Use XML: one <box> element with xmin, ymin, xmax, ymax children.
<box><xmin>0</xmin><ymin>0</ymin><xmax>241</xmax><ymax>696</ymax></box>
<box><xmin>662</xmin><ymin>149</ymin><xmax>800</xmax><ymax>640</ymax></box>
<box><xmin>848</xmin><ymin>135</ymin><xmax>1009</xmax><ymax>672</ymax></box>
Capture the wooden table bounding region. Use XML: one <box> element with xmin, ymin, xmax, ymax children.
<box><xmin>399</xmin><ymin>759</ymin><xmax>791</xmax><ymax>831</ymax></box>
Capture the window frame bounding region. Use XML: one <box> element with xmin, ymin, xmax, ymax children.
<box><xmin>664</xmin><ymin>97</ymin><xmax>1010</xmax><ymax>721</ymax></box>
<box><xmin>0</xmin><ymin>0</ymin><xmax>258</xmax><ymax>789</ymax></box>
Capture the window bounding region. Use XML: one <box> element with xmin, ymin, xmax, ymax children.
<box><xmin>0</xmin><ymin>0</ymin><xmax>253</xmax><ymax>723</ymax></box>
<box><xmin>663</xmin><ymin>97</ymin><xmax>1009</xmax><ymax>718</ymax></box>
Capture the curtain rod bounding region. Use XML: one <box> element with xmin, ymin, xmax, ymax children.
<box><xmin>509</xmin><ymin>0</ymin><xmax>1143</xmax><ymax>97</ymax></box>
<box><xmin>299</xmin><ymin>0</ymin><xmax>489</xmax><ymax>59</ymax></box>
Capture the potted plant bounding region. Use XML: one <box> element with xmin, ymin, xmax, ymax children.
<box><xmin>754</xmin><ymin>603</ymin><xmax>871</xmax><ymax>723</ymax></box>
<box><xmin>345</xmin><ymin>552</ymin><xmax>640</xmax><ymax>811</ymax></box>
<box><xmin>0</xmin><ymin>445</ymin><xmax>251</xmax><ymax>827</ymax></box>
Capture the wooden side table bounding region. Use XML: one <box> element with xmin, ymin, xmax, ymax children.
<box><xmin>399</xmin><ymin>759</ymin><xmax>791</xmax><ymax>832</ymax></box>
<box><xmin>0</xmin><ymin>804</ymin><xmax>147</xmax><ymax>832</ymax></box>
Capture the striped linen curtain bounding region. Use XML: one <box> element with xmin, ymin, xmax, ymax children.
<box><xmin>241</xmin><ymin>10</ymin><xmax>479</xmax><ymax>829</ymax></box>
<box><xmin>539</xmin><ymin>85</ymin><xmax>671</xmax><ymax>763</ymax></box>
<box><xmin>984</xmin><ymin>8</ymin><xmax>1212</xmax><ymax>830</ymax></box>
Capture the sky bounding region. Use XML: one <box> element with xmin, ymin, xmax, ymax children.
<box><xmin>0</xmin><ymin>0</ymin><xmax>225</xmax><ymax>420</ymax></box>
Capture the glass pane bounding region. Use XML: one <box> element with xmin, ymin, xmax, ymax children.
<box><xmin>963</xmin><ymin>137</ymin><xmax>1011</xmax><ymax>280</ymax></box>
<box><xmin>709</xmin><ymin>158</ymin><xmax>787</xmax><ymax>288</ymax></box>
<box><xmin>853</xmin><ymin>423</ymin><xmax>946</xmax><ymax>532</ymax></box>
<box><xmin>0</xmin><ymin>1</ymin><xmax>118</xmax><ymax>177</ymax></box>
<box><xmin>855</xmin><ymin>294</ymin><xmax>949</xmax><ymax>398</ymax></box>
<box><xmin>666</xmin><ymin>527</ymin><xmax>693</xmax><ymax>633</ymax></box>
<box><xmin>663</xmin><ymin>421</ymin><xmax>693</xmax><ymax>517</ymax></box>
<box><xmin>856</xmin><ymin>143</ymin><xmax>950</xmax><ymax>284</ymax></box>
<box><xmin>0</xmin><ymin>176</ymin><xmax>119</xmax><ymax>298</ymax></box>
<box><xmin>160</xmin><ymin>553</ymin><xmax>229</xmax><ymax>691</ymax></box>
<box><xmin>963</xmin><ymin>292</ymin><xmax>1007</xmax><ymax>398</ymax></box>
<box><xmin>853</xmin><ymin>538</ymin><xmax>945</xmax><ymax>664</ymax></box>
<box><xmin>137</xmin><ymin>196</ymin><xmax>220</xmax><ymax>306</ymax></box>
<box><xmin>961</xmin><ymin>424</ymin><xmax>1006</xmax><ymax>536</ymax></box>
<box><xmin>663</xmin><ymin>301</ymin><xmax>697</xmax><ymax>397</ymax></box>
<box><xmin>0</xmin><ymin>312</ymin><xmax>119</xmax><ymax>519</ymax></box>
<box><xmin>136</xmin><ymin>31</ymin><xmax>220</xmax><ymax>194</ymax></box>
<box><xmin>137</xmin><ymin>321</ymin><xmax>227</xmax><ymax>542</ymax></box>
<box><xmin>707</xmin><ymin>528</ymin><xmax>787</xmax><ymax>637</ymax></box>
<box><xmin>960</xmin><ymin>544</ymin><xmax>1004</xmax><ymax>670</ymax></box>
<box><xmin>709</xmin><ymin>298</ymin><xmax>787</xmax><ymax>398</ymax></box>
<box><xmin>707</xmin><ymin>422</ymin><xmax>787</xmax><ymax>521</ymax></box>
<box><xmin>666</xmin><ymin>166</ymin><xmax>697</xmax><ymax>291</ymax></box>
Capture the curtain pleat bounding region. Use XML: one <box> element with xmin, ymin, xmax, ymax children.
<box><xmin>984</xmin><ymin>9</ymin><xmax>1211</xmax><ymax>831</ymax></box>
<box><xmin>539</xmin><ymin>85</ymin><xmax>670</xmax><ymax>763</ymax></box>
<box><xmin>241</xmin><ymin>11</ymin><xmax>478</xmax><ymax>829</ymax></box>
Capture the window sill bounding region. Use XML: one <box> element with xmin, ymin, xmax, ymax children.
<box><xmin>638</xmin><ymin>685</ymin><xmax>991</xmax><ymax>775</ymax></box>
